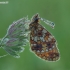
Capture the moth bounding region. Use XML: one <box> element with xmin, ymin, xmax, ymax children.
<box><xmin>0</xmin><ymin>14</ymin><xmax>60</xmax><ymax>61</ymax></box>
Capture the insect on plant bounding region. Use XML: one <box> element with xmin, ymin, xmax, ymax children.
<box><xmin>0</xmin><ymin>14</ymin><xmax>60</xmax><ymax>61</ymax></box>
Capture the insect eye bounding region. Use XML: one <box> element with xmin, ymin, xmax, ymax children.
<box><xmin>34</xmin><ymin>18</ymin><xmax>38</xmax><ymax>21</ymax></box>
<box><xmin>33</xmin><ymin>18</ymin><xmax>40</xmax><ymax>23</ymax></box>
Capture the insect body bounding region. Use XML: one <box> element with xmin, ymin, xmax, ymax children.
<box><xmin>29</xmin><ymin>14</ymin><xmax>59</xmax><ymax>61</ymax></box>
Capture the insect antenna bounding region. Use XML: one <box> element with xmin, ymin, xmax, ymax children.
<box><xmin>40</xmin><ymin>18</ymin><xmax>55</xmax><ymax>29</ymax></box>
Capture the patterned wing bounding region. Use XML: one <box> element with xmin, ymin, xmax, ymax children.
<box><xmin>30</xmin><ymin>24</ymin><xmax>59</xmax><ymax>61</ymax></box>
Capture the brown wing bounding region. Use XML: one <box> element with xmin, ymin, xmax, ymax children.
<box><xmin>30</xmin><ymin>24</ymin><xmax>59</xmax><ymax>61</ymax></box>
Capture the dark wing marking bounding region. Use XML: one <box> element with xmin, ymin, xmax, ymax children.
<box><xmin>30</xmin><ymin>24</ymin><xmax>59</xmax><ymax>61</ymax></box>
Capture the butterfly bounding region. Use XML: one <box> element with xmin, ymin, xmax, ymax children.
<box><xmin>0</xmin><ymin>14</ymin><xmax>60</xmax><ymax>61</ymax></box>
<box><xmin>29</xmin><ymin>14</ymin><xmax>60</xmax><ymax>61</ymax></box>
